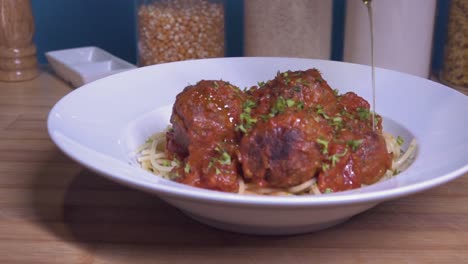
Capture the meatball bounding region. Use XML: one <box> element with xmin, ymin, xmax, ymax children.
<box><xmin>352</xmin><ymin>132</ymin><xmax>392</xmax><ymax>185</ymax></box>
<box><xmin>167</xmin><ymin>80</ymin><xmax>246</xmax><ymax>158</ymax></box>
<box><xmin>176</xmin><ymin>144</ymin><xmax>240</xmax><ymax>193</ymax></box>
<box><xmin>248</xmin><ymin>68</ymin><xmax>338</xmax><ymax>118</ymax></box>
<box><xmin>317</xmin><ymin>143</ymin><xmax>362</xmax><ymax>192</ymax></box>
<box><xmin>338</xmin><ymin>92</ymin><xmax>383</xmax><ymax>131</ymax></box>
<box><xmin>317</xmin><ymin>131</ymin><xmax>392</xmax><ymax>192</ymax></box>
<box><xmin>240</xmin><ymin>110</ymin><xmax>333</xmax><ymax>188</ymax></box>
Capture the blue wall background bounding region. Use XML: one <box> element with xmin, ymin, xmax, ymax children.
<box><xmin>32</xmin><ymin>0</ymin><xmax>449</xmax><ymax>73</ymax></box>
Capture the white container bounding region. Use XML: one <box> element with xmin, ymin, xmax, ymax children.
<box><xmin>46</xmin><ymin>47</ymin><xmax>136</xmax><ymax>87</ymax></box>
<box><xmin>244</xmin><ymin>0</ymin><xmax>332</xmax><ymax>59</ymax></box>
<box><xmin>344</xmin><ymin>0</ymin><xmax>437</xmax><ymax>78</ymax></box>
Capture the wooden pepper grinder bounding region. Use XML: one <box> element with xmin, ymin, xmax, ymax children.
<box><xmin>0</xmin><ymin>0</ymin><xmax>39</xmax><ymax>81</ymax></box>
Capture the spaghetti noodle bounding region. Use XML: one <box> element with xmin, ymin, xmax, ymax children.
<box><xmin>136</xmin><ymin>129</ymin><xmax>416</xmax><ymax>195</ymax></box>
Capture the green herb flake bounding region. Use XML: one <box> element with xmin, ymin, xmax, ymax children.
<box><xmin>237</xmin><ymin>124</ymin><xmax>247</xmax><ymax>133</ymax></box>
<box><xmin>316</xmin><ymin>105</ymin><xmax>330</xmax><ymax>119</ymax></box>
<box><xmin>161</xmin><ymin>160</ymin><xmax>171</xmax><ymax>167</ymax></box>
<box><xmin>296</xmin><ymin>101</ymin><xmax>305</xmax><ymax>110</ymax></box>
<box><xmin>333</xmin><ymin>89</ymin><xmax>340</xmax><ymax>96</ymax></box>
<box><xmin>329</xmin><ymin>149</ymin><xmax>348</xmax><ymax>167</ymax></box>
<box><xmin>341</xmin><ymin>110</ymin><xmax>354</xmax><ymax>120</ymax></box>
<box><xmin>259</xmin><ymin>114</ymin><xmax>270</xmax><ymax>122</ymax></box>
<box><xmin>286</xmin><ymin>99</ymin><xmax>295</xmax><ymax>107</ymax></box>
<box><xmin>357</xmin><ymin>107</ymin><xmax>370</xmax><ymax>120</ymax></box>
<box><xmin>322</xmin><ymin>163</ymin><xmax>330</xmax><ymax>171</ymax></box>
<box><xmin>347</xmin><ymin>139</ymin><xmax>363</xmax><ymax>152</ymax></box>
<box><xmin>282</xmin><ymin>72</ymin><xmax>288</xmax><ymax>78</ymax></box>
<box><xmin>213</xmin><ymin>81</ymin><xmax>219</xmax><ymax>89</ymax></box>
<box><xmin>396</xmin><ymin>136</ymin><xmax>404</xmax><ymax>146</ymax></box>
<box><xmin>270</xmin><ymin>96</ymin><xmax>287</xmax><ymax>116</ymax></box>
<box><xmin>257</xmin><ymin>81</ymin><xmax>265</xmax><ymax>87</ymax></box>
<box><xmin>332</xmin><ymin>116</ymin><xmax>342</xmax><ymax>123</ymax></box>
<box><xmin>215</xmin><ymin>168</ymin><xmax>221</xmax><ymax>175</ymax></box>
<box><xmin>316</xmin><ymin>138</ymin><xmax>329</xmax><ymax>154</ymax></box>
<box><xmin>240</xmin><ymin>113</ymin><xmax>257</xmax><ymax>127</ymax></box>
<box><xmin>219</xmin><ymin>151</ymin><xmax>231</xmax><ymax>165</ymax></box>
<box><xmin>184</xmin><ymin>164</ymin><xmax>191</xmax><ymax>174</ymax></box>
<box><xmin>244</xmin><ymin>99</ymin><xmax>256</xmax><ymax>110</ymax></box>
<box><xmin>324</xmin><ymin>188</ymin><xmax>334</xmax><ymax>193</ymax></box>
<box><xmin>208</xmin><ymin>160</ymin><xmax>215</xmax><ymax>169</ymax></box>
<box><xmin>238</xmin><ymin>100</ymin><xmax>258</xmax><ymax>133</ymax></box>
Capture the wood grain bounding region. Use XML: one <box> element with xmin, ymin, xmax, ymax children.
<box><xmin>0</xmin><ymin>0</ymin><xmax>39</xmax><ymax>81</ymax></box>
<box><xmin>0</xmin><ymin>70</ymin><xmax>466</xmax><ymax>263</ymax></box>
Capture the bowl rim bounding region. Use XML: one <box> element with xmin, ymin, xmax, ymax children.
<box><xmin>47</xmin><ymin>57</ymin><xmax>468</xmax><ymax>208</ymax></box>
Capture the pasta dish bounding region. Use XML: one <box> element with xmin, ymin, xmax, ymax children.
<box><xmin>136</xmin><ymin>68</ymin><xmax>416</xmax><ymax>195</ymax></box>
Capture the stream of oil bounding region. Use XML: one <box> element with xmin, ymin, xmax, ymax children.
<box><xmin>363</xmin><ymin>0</ymin><xmax>376</xmax><ymax>131</ymax></box>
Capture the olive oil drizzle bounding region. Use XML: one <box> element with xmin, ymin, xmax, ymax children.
<box><xmin>363</xmin><ymin>0</ymin><xmax>376</xmax><ymax>131</ymax></box>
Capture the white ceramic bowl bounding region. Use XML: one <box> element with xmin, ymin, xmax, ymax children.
<box><xmin>47</xmin><ymin>58</ymin><xmax>468</xmax><ymax>235</ymax></box>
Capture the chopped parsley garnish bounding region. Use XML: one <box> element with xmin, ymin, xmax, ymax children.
<box><xmin>270</xmin><ymin>96</ymin><xmax>287</xmax><ymax>116</ymax></box>
<box><xmin>208</xmin><ymin>147</ymin><xmax>233</xmax><ymax>174</ymax></box>
<box><xmin>213</xmin><ymin>81</ymin><xmax>219</xmax><ymax>89</ymax></box>
<box><xmin>333</xmin><ymin>89</ymin><xmax>340</xmax><ymax>96</ymax></box>
<box><xmin>286</xmin><ymin>99</ymin><xmax>295</xmax><ymax>107</ymax></box>
<box><xmin>184</xmin><ymin>164</ymin><xmax>191</xmax><ymax>173</ymax></box>
<box><xmin>238</xmin><ymin>100</ymin><xmax>258</xmax><ymax>133</ymax></box>
<box><xmin>357</xmin><ymin>107</ymin><xmax>370</xmax><ymax>120</ymax></box>
<box><xmin>324</xmin><ymin>188</ymin><xmax>334</xmax><ymax>193</ymax></box>
<box><xmin>259</xmin><ymin>114</ymin><xmax>270</xmax><ymax>122</ymax></box>
<box><xmin>347</xmin><ymin>139</ymin><xmax>363</xmax><ymax>152</ymax></box>
<box><xmin>257</xmin><ymin>81</ymin><xmax>265</xmax><ymax>87</ymax></box>
<box><xmin>316</xmin><ymin>105</ymin><xmax>330</xmax><ymax>119</ymax></box>
<box><xmin>282</xmin><ymin>72</ymin><xmax>289</xmax><ymax>78</ymax></box>
<box><xmin>332</xmin><ymin>117</ymin><xmax>342</xmax><ymax>122</ymax></box>
<box><xmin>296</xmin><ymin>101</ymin><xmax>305</xmax><ymax>110</ymax></box>
<box><xmin>322</xmin><ymin>163</ymin><xmax>330</xmax><ymax>171</ymax></box>
<box><xmin>219</xmin><ymin>151</ymin><xmax>231</xmax><ymax>165</ymax></box>
<box><xmin>328</xmin><ymin>149</ymin><xmax>348</xmax><ymax>167</ymax></box>
<box><xmin>331</xmin><ymin>116</ymin><xmax>343</xmax><ymax>129</ymax></box>
<box><xmin>269</xmin><ymin>97</ymin><xmax>299</xmax><ymax>117</ymax></box>
<box><xmin>396</xmin><ymin>136</ymin><xmax>404</xmax><ymax>146</ymax></box>
<box><xmin>340</xmin><ymin>110</ymin><xmax>354</xmax><ymax>119</ymax></box>
<box><xmin>316</xmin><ymin>138</ymin><xmax>329</xmax><ymax>154</ymax></box>
<box><xmin>161</xmin><ymin>160</ymin><xmax>171</xmax><ymax>166</ymax></box>
<box><xmin>244</xmin><ymin>99</ymin><xmax>256</xmax><ymax>111</ymax></box>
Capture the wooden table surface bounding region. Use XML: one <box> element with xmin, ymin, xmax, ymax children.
<box><xmin>0</xmin><ymin>70</ymin><xmax>467</xmax><ymax>264</ymax></box>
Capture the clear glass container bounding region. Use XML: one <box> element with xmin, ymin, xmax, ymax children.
<box><xmin>440</xmin><ymin>0</ymin><xmax>468</xmax><ymax>90</ymax></box>
<box><xmin>136</xmin><ymin>0</ymin><xmax>225</xmax><ymax>66</ymax></box>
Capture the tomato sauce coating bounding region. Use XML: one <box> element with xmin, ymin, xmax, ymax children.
<box><xmin>166</xmin><ymin>70</ymin><xmax>392</xmax><ymax>193</ymax></box>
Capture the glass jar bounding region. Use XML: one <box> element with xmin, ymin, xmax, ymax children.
<box><xmin>440</xmin><ymin>0</ymin><xmax>468</xmax><ymax>90</ymax></box>
<box><xmin>244</xmin><ymin>0</ymin><xmax>332</xmax><ymax>59</ymax></box>
<box><xmin>136</xmin><ymin>0</ymin><xmax>225</xmax><ymax>66</ymax></box>
<box><xmin>344</xmin><ymin>0</ymin><xmax>437</xmax><ymax>78</ymax></box>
